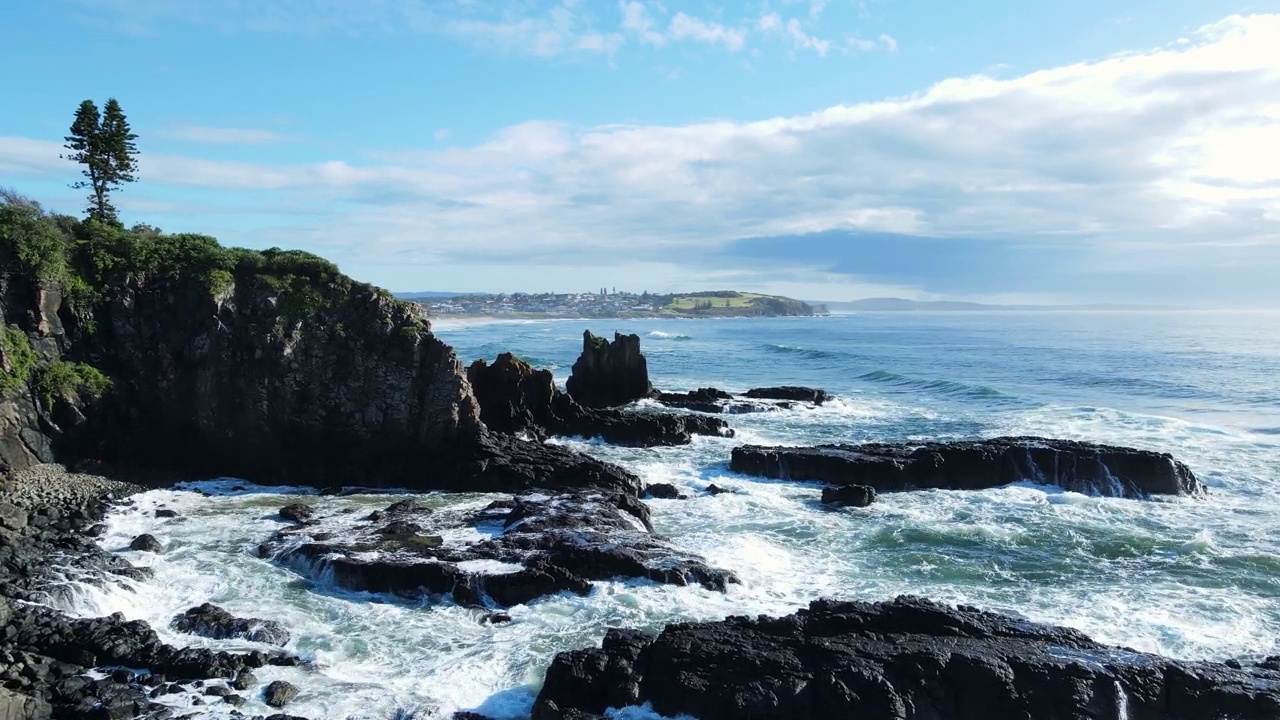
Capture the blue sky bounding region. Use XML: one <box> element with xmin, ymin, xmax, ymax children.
<box><xmin>2</xmin><ymin>1</ymin><xmax>1279</xmax><ymax>305</ymax></box>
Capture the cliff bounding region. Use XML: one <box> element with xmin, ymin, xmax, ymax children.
<box><xmin>0</xmin><ymin>192</ymin><xmax>627</xmax><ymax>491</ymax></box>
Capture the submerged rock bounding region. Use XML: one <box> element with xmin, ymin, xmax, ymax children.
<box><xmin>532</xmin><ymin>595</ymin><xmax>1280</xmax><ymax>720</ymax></box>
<box><xmin>565</xmin><ymin>331</ymin><xmax>654</xmax><ymax>408</ymax></box>
<box><xmin>264</xmin><ymin>492</ymin><xmax>734</xmax><ymax>608</ymax></box>
<box><xmin>641</xmin><ymin>483</ymin><xmax>686</xmax><ymax>500</ymax></box>
<box><xmin>731</xmin><ymin>436</ymin><xmax>1204</xmax><ymax>498</ymax></box>
<box><xmin>278</xmin><ymin>503</ymin><xmax>315</xmax><ymax>523</ymax></box>
<box><xmin>171</xmin><ymin>603</ymin><xmax>291</xmax><ymax>646</ymax></box>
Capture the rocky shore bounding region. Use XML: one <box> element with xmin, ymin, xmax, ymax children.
<box><xmin>531</xmin><ymin>596</ymin><xmax>1280</xmax><ymax>720</ymax></box>
<box><xmin>0</xmin><ymin>465</ymin><xmax>308</xmax><ymax>719</ymax></box>
<box><xmin>1</xmin><ymin>208</ymin><xmax>1256</xmax><ymax>719</ymax></box>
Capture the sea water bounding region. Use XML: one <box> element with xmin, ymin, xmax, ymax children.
<box><xmin>57</xmin><ymin>311</ymin><xmax>1280</xmax><ymax>719</ymax></box>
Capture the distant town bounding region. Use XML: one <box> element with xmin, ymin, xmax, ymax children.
<box><xmin>397</xmin><ymin>289</ymin><xmax>825</xmax><ymax>319</ymax></box>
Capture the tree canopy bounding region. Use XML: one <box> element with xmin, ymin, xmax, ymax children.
<box><xmin>63</xmin><ymin>98</ymin><xmax>138</xmax><ymax>224</ymax></box>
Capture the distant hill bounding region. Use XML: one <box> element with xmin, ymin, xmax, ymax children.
<box><xmin>819</xmin><ymin>298</ymin><xmax>1176</xmax><ymax>312</ymax></box>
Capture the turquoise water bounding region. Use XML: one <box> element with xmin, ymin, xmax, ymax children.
<box><xmin>70</xmin><ymin>311</ymin><xmax>1280</xmax><ymax>719</ymax></box>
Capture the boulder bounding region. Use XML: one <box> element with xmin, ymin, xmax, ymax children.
<box><xmin>821</xmin><ymin>484</ymin><xmax>876</xmax><ymax>507</ymax></box>
<box><xmin>743</xmin><ymin>386</ymin><xmax>830</xmax><ymax>404</ymax></box>
<box><xmin>653</xmin><ymin>388</ymin><xmax>733</xmax><ymax>413</ymax></box>
<box><xmin>0</xmin><ymin>502</ymin><xmax>27</xmax><ymax>532</ymax></box>
<box><xmin>128</xmin><ymin>534</ymin><xmax>163</xmax><ymax>552</ymax></box>
<box><xmin>731</xmin><ymin>436</ymin><xmax>1204</xmax><ymax>498</ymax></box>
<box><xmin>263</xmin><ymin>680</ymin><xmax>299</xmax><ymax>708</ymax></box>
<box><xmin>533</xmin><ymin>595</ymin><xmax>1280</xmax><ymax>720</ymax></box>
<box><xmin>170</xmin><ymin>603</ymin><xmax>291</xmax><ymax>646</ymax></box>
<box><xmin>565</xmin><ymin>331</ymin><xmax>653</xmax><ymax>408</ymax></box>
<box><xmin>641</xmin><ymin>483</ymin><xmax>686</xmax><ymax>500</ymax></box>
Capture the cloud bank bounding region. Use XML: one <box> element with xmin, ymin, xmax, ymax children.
<box><xmin>5</xmin><ymin>13</ymin><xmax>1280</xmax><ymax>303</ymax></box>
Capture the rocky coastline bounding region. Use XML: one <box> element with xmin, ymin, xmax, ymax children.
<box><xmin>2</xmin><ymin>210</ymin><xmax>1271</xmax><ymax>719</ymax></box>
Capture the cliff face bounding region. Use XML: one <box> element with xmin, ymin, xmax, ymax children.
<box><xmin>71</xmin><ymin>274</ymin><xmax>482</xmax><ymax>486</ymax></box>
<box><xmin>0</xmin><ymin>206</ymin><xmax>494</xmax><ymax>487</ymax></box>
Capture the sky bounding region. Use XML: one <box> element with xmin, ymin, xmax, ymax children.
<box><xmin>1</xmin><ymin>1</ymin><xmax>1279</xmax><ymax>305</ymax></box>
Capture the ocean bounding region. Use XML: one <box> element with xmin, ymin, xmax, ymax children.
<box><xmin>61</xmin><ymin>311</ymin><xmax>1280</xmax><ymax>719</ymax></box>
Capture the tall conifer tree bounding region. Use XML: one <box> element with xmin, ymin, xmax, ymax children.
<box><xmin>63</xmin><ymin>97</ymin><xmax>139</xmax><ymax>223</ymax></box>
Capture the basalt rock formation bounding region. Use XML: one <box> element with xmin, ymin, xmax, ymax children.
<box><xmin>564</xmin><ymin>331</ymin><xmax>653</xmax><ymax>409</ymax></box>
<box><xmin>467</xmin><ymin>353</ymin><xmax>729</xmax><ymax>447</ymax></box>
<box><xmin>532</xmin><ymin>595</ymin><xmax>1280</xmax><ymax>720</ymax></box>
<box><xmin>731</xmin><ymin>436</ymin><xmax>1204</xmax><ymax>498</ymax></box>
<box><xmin>654</xmin><ymin>386</ymin><xmax>832</xmax><ymax>414</ymax></box>
<box><xmin>264</xmin><ymin>492</ymin><xmax>734</xmax><ymax>607</ymax></box>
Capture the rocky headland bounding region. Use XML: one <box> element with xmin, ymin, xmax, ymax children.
<box><xmin>0</xmin><ymin>194</ymin><xmax>1257</xmax><ymax>719</ymax></box>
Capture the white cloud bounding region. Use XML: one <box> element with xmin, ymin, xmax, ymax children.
<box><xmin>619</xmin><ymin>1</ymin><xmax>666</xmax><ymax>46</ymax></box>
<box><xmin>667</xmin><ymin>12</ymin><xmax>747</xmax><ymax>51</ymax></box>
<box><xmin>785</xmin><ymin>18</ymin><xmax>831</xmax><ymax>56</ymax></box>
<box><xmin>7</xmin><ymin>13</ymin><xmax>1280</xmax><ymax>302</ymax></box>
<box><xmin>160</xmin><ymin>124</ymin><xmax>292</xmax><ymax>144</ymax></box>
<box><xmin>758</xmin><ymin>13</ymin><xmax>833</xmax><ymax>56</ymax></box>
<box><xmin>846</xmin><ymin>33</ymin><xmax>897</xmax><ymax>53</ymax></box>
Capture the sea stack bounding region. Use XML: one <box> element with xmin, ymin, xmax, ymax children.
<box><xmin>565</xmin><ymin>331</ymin><xmax>654</xmax><ymax>408</ymax></box>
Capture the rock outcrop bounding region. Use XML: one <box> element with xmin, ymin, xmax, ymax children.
<box><xmin>467</xmin><ymin>353</ymin><xmax>729</xmax><ymax>447</ymax></box>
<box><xmin>171</xmin><ymin>603</ymin><xmax>291</xmax><ymax>646</ymax></box>
<box><xmin>743</xmin><ymin>386</ymin><xmax>830</xmax><ymax>404</ymax></box>
<box><xmin>654</xmin><ymin>386</ymin><xmax>831</xmax><ymax>414</ymax></box>
<box><xmin>564</xmin><ymin>331</ymin><xmax>653</xmax><ymax>409</ymax></box>
<box><xmin>532</xmin><ymin>595</ymin><xmax>1280</xmax><ymax>720</ymax></box>
<box><xmin>264</xmin><ymin>492</ymin><xmax>734</xmax><ymax>607</ymax></box>
<box><xmin>731</xmin><ymin>436</ymin><xmax>1204</xmax><ymax>498</ymax></box>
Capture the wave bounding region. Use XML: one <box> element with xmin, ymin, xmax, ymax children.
<box><xmin>857</xmin><ymin>369</ymin><xmax>1013</xmax><ymax>401</ymax></box>
<box><xmin>761</xmin><ymin>343</ymin><xmax>846</xmax><ymax>361</ymax></box>
<box><xmin>648</xmin><ymin>331</ymin><xmax>692</xmax><ymax>341</ymax></box>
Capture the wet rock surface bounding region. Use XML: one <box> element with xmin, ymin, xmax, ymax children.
<box><xmin>731</xmin><ymin>436</ymin><xmax>1205</xmax><ymax>498</ymax></box>
<box><xmin>468</xmin><ymin>353</ymin><xmax>730</xmax><ymax>447</ymax></box>
<box><xmin>0</xmin><ymin>466</ymin><xmax>307</xmax><ymax>720</ymax></box>
<box><xmin>654</xmin><ymin>386</ymin><xmax>830</xmax><ymax>414</ymax></box>
<box><xmin>171</xmin><ymin>604</ymin><xmax>291</xmax><ymax>646</ymax></box>
<box><xmin>743</xmin><ymin>385</ymin><xmax>831</xmax><ymax>404</ymax></box>
<box><xmin>264</xmin><ymin>492</ymin><xmax>735</xmax><ymax>608</ymax></box>
<box><xmin>533</xmin><ymin>595</ymin><xmax>1280</xmax><ymax>720</ymax></box>
<box><xmin>821</xmin><ymin>484</ymin><xmax>876</xmax><ymax>507</ymax></box>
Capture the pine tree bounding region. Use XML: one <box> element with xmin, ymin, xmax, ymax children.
<box><xmin>62</xmin><ymin>97</ymin><xmax>139</xmax><ymax>223</ymax></box>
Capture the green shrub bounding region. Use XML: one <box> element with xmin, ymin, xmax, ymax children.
<box><xmin>0</xmin><ymin>325</ymin><xmax>37</xmax><ymax>396</ymax></box>
<box><xmin>35</xmin><ymin>360</ymin><xmax>112</xmax><ymax>407</ymax></box>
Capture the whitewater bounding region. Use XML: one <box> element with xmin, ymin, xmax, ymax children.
<box><xmin>52</xmin><ymin>311</ymin><xmax>1280</xmax><ymax>719</ymax></box>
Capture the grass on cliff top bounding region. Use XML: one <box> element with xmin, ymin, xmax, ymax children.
<box><xmin>665</xmin><ymin>291</ymin><xmax>773</xmax><ymax>310</ymax></box>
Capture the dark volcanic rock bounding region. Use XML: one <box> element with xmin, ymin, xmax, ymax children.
<box><xmin>128</xmin><ymin>533</ymin><xmax>163</xmax><ymax>552</ymax></box>
<box><xmin>278</xmin><ymin>503</ymin><xmax>315</xmax><ymax>523</ymax></box>
<box><xmin>533</xmin><ymin>595</ymin><xmax>1280</xmax><ymax>720</ymax></box>
<box><xmin>641</xmin><ymin>483</ymin><xmax>686</xmax><ymax>500</ymax></box>
<box><xmin>731</xmin><ymin>436</ymin><xmax>1204</xmax><ymax>498</ymax></box>
<box><xmin>565</xmin><ymin>331</ymin><xmax>653</xmax><ymax>409</ymax></box>
<box><xmin>654</xmin><ymin>387</ymin><xmax>733</xmax><ymax>413</ymax></box>
<box><xmin>265</xmin><ymin>491</ymin><xmax>734</xmax><ymax>607</ymax></box>
<box><xmin>743</xmin><ymin>386</ymin><xmax>830</xmax><ymax>404</ymax></box>
<box><xmin>821</xmin><ymin>484</ymin><xmax>876</xmax><ymax>507</ymax></box>
<box><xmin>171</xmin><ymin>603</ymin><xmax>291</xmax><ymax>646</ymax></box>
<box><xmin>467</xmin><ymin>353</ymin><xmax>730</xmax><ymax>448</ymax></box>
<box><xmin>263</xmin><ymin>680</ymin><xmax>299</xmax><ymax>708</ymax></box>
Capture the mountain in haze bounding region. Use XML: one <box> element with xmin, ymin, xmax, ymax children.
<box><xmin>818</xmin><ymin>298</ymin><xmax>1177</xmax><ymax>312</ymax></box>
